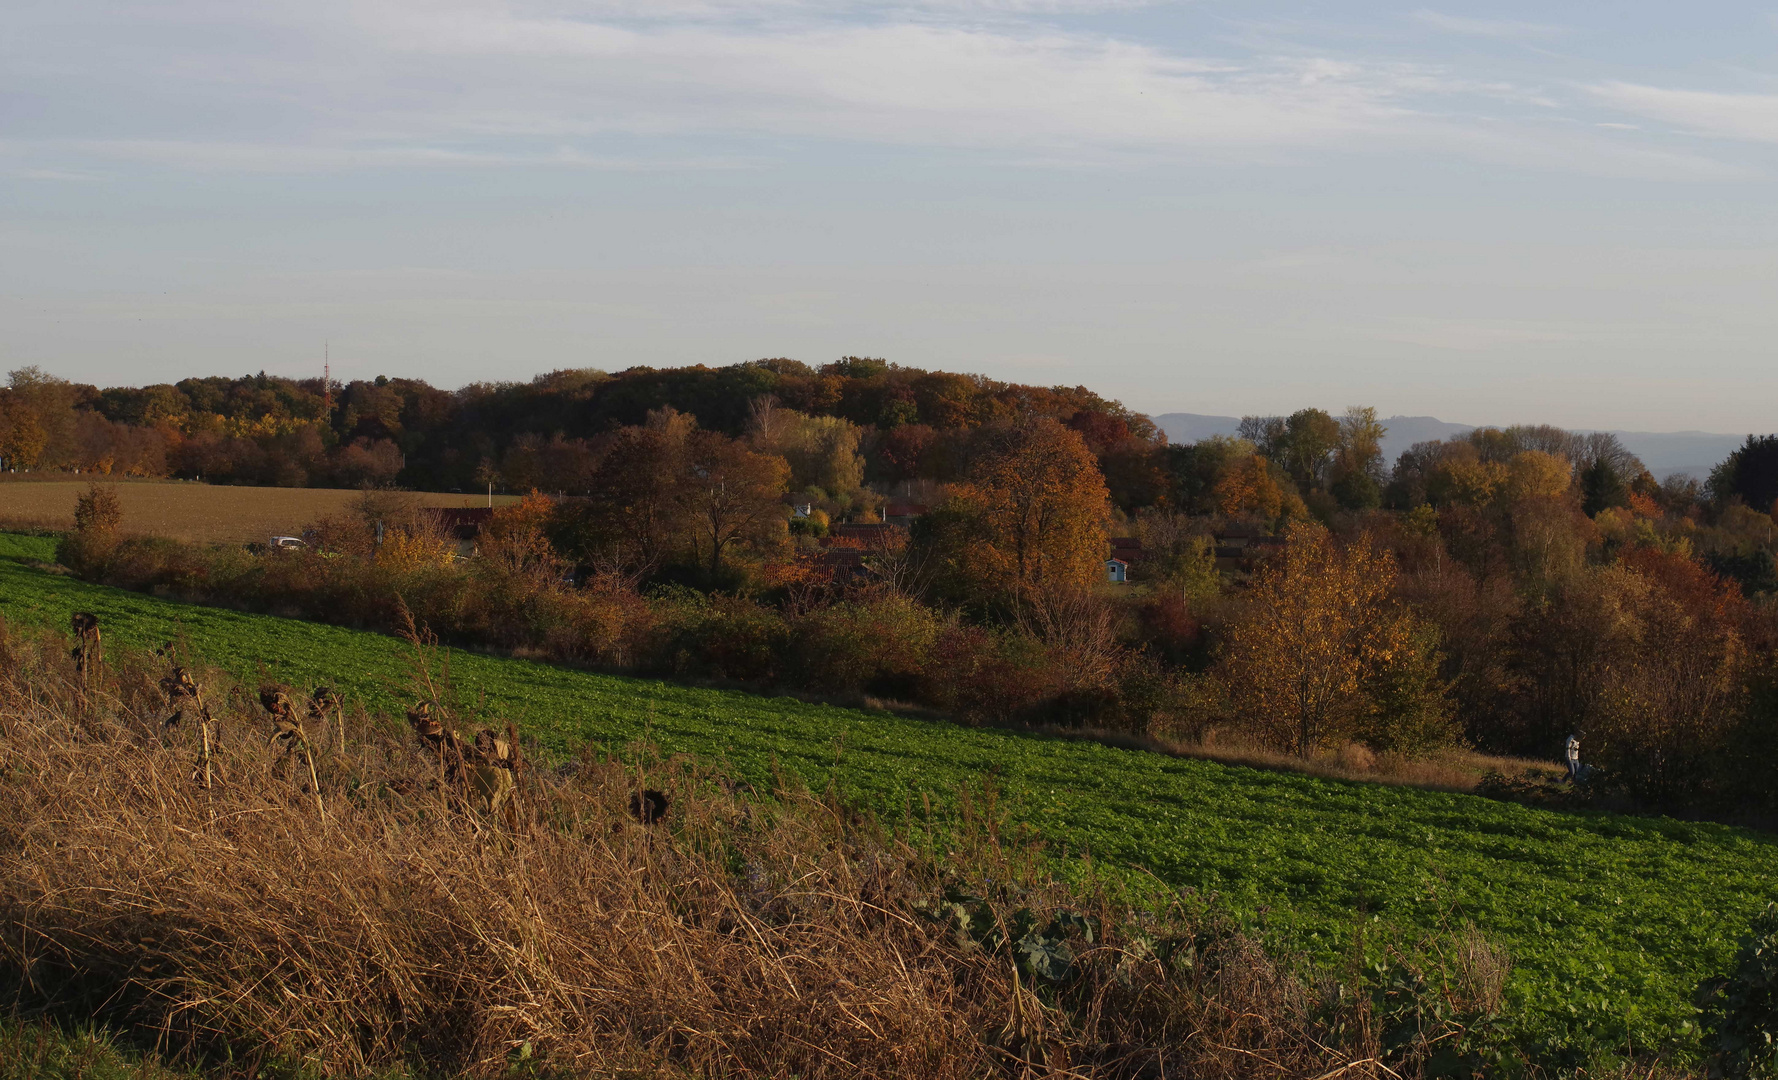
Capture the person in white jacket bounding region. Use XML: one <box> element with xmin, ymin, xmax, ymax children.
<box><xmin>1565</xmin><ymin>732</ymin><xmax>1582</xmax><ymax>783</ymax></box>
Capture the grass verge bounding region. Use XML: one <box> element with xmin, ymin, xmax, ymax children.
<box><xmin>0</xmin><ymin>1019</ymin><xmax>197</xmax><ymax>1080</ymax></box>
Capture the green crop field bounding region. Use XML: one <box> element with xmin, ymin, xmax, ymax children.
<box><xmin>2</xmin><ymin>531</ymin><xmax>1773</xmax><ymax>1061</ymax></box>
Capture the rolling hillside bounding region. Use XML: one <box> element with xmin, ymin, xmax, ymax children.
<box><xmin>1</xmin><ymin>531</ymin><xmax>1773</xmax><ymax>1058</ymax></box>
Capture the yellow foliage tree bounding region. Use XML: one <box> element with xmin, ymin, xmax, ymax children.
<box><xmin>679</xmin><ymin>432</ymin><xmax>791</xmax><ymax>576</ymax></box>
<box><xmin>1220</xmin><ymin>523</ymin><xmax>1450</xmax><ymax>756</ymax></box>
<box><xmin>750</xmin><ymin>404</ymin><xmax>865</xmax><ymax>502</ymax></box>
<box><xmin>376</xmin><ymin>529</ymin><xmax>458</xmax><ymax>573</ymax></box>
<box><xmin>1428</xmin><ymin>457</ymin><xmax>1508</xmax><ymax>507</ymax></box>
<box><xmin>1504</xmin><ymin>450</ymin><xmax>1572</xmax><ymax>503</ymax></box>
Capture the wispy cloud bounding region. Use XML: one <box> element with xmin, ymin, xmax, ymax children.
<box><xmin>0</xmin><ymin>0</ymin><xmax>1753</xmax><ymax>180</ymax></box>
<box><xmin>5</xmin><ymin>3</ymin><xmax>1424</xmax><ymax>162</ymax></box>
<box><xmin>1589</xmin><ymin>81</ymin><xmax>1778</xmax><ymax>143</ymax></box>
<box><xmin>1410</xmin><ymin>10</ymin><xmax>1566</xmax><ymax>40</ymax></box>
<box><xmin>0</xmin><ymin>139</ymin><xmax>756</xmax><ymax>174</ymax></box>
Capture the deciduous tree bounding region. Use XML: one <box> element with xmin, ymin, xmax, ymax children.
<box><xmin>943</xmin><ymin>417</ymin><xmax>1111</xmax><ymax>600</ymax></box>
<box><xmin>680</xmin><ymin>431</ymin><xmax>791</xmax><ymax>577</ymax></box>
<box><xmin>73</xmin><ymin>483</ymin><xmax>123</xmax><ymax>534</ymax></box>
<box><xmin>571</xmin><ymin>425</ymin><xmax>688</xmax><ymax>572</ymax></box>
<box><xmin>1505</xmin><ymin>450</ymin><xmax>1572</xmax><ymax>503</ymax></box>
<box><xmin>1213</xmin><ymin>454</ymin><xmax>1284</xmax><ymax>519</ymax></box>
<box><xmin>753</xmin><ymin>407</ymin><xmax>865</xmax><ymax>502</ymax></box>
<box><xmin>0</xmin><ymin>390</ymin><xmax>47</xmax><ymax>471</ymax></box>
<box><xmin>1220</xmin><ymin>523</ymin><xmax>1450</xmax><ymax>756</ymax></box>
<box><xmin>1166</xmin><ymin>435</ymin><xmax>1254</xmax><ymax>514</ymax></box>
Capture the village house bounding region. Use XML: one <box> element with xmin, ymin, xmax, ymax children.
<box><xmin>1106</xmin><ymin>536</ymin><xmax>1142</xmax><ymax>583</ymax></box>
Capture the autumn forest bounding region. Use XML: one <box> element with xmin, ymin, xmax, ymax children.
<box><xmin>8</xmin><ymin>358</ymin><xmax>1778</xmax><ymax>820</ymax></box>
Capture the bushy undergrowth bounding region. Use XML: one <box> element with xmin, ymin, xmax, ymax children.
<box><xmin>0</xmin><ymin>623</ymin><xmax>1526</xmax><ymax>1079</ymax></box>
<box><xmin>1699</xmin><ymin>903</ymin><xmax>1778</xmax><ymax>1079</ymax></box>
<box><xmin>59</xmin><ymin>524</ymin><xmax>1161</xmax><ymax>732</ymax></box>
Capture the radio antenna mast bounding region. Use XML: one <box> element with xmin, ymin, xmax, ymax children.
<box><xmin>322</xmin><ymin>341</ymin><xmax>332</xmax><ymax>414</ymax></box>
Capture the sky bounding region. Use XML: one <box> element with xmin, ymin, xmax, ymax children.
<box><xmin>4</xmin><ymin>1</ymin><xmax>1778</xmax><ymax>432</ymax></box>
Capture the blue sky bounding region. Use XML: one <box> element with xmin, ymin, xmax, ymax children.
<box><xmin>4</xmin><ymin>1</ymin><xmax>1778</xmax><ymax>430</ymax></box>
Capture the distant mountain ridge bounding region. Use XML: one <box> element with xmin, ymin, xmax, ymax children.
<box><xmin>1149</xmin><ymin>413</ymin><xmax>1748</xmax><ymax>480</ymax></box>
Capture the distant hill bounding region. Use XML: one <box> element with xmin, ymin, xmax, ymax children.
<box><xmin>1600</xmin><ymin>431</ymin><xmax>1748</xmax><ymax>480</ymax></box>
<box><xmin>1149</xmin><ymin>413</ymin><xmax>1747</xmax><ymax>481</ymax></box>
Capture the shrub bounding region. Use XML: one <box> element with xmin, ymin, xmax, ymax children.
<box><xmin>56</xmin><ymin>484</ymin><xmax>126</xmax><ymax>575</ymax></box>
<box><xmin>1700</xmin><ymin>902</ymin><xmax>1778</xmax><ymax>1079</ymax></box>
<box><xmin>71</xmin><ymin>483</ymin><xmax>122</xmax><ymax>534</ymax></box>
<box><xmin>786</xmin><ymin>590</ymin><xmax>942</xmax><ymax>698</ymax></box>
<box><xmin>649</xmin><ymin>590</ymin><xmax>790</xmax><ymax>682</ymax></box>
<box><xmin>919</xmin><ymin>624</ymin><xmax>1063</xmax><ymax>724</ymax></box>
<box><xmin>375</xmin><ymin>528</ymin><xmax>457</xmax><ymax>573</ymax></box>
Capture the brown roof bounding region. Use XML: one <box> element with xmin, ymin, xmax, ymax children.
<box><xmin>816</xmin><ymin>548</ymin><xmax>867</xmax><ymax>579</ymax></box>
<box><xmin>1108</xmin><ymin>537</ymin><xmax>1145</xmax><ymax>561</ymax></box>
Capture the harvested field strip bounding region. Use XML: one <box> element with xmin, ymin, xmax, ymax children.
<box><xmin>0</xmin><ymin>479</ymin><xmax>517</xmax><ymax>544</ymax></box>
<box><xmin>0</xmin><ymin>531</ymin><xmax>1773</xmax><ymax>1058</ymax></box>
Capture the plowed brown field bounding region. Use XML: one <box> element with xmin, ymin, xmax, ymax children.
<box><xmin>0</xmin><ymin>479</ymin><xmax>517</xmax><ymax>544</ymax></box>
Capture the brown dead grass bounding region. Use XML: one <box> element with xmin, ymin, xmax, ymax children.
<box><xmin>1152</xmin><ymin>731</ymin><xmax>1566</xmax><ymax>794</ymax></box>
<box><xmin>1030</xmin><ymin>724</ymin><xmax>1564</xmax><ymax>798</ymax></box>
<box><xmin>0</xmin><ymin>478</ymin><xmax>517</xmax><ymax>545</ymax></box>
<box><xmin>0</xmin><ymin>620</ymin><xmax>1526</xmax><ymax>1080</ymax></box>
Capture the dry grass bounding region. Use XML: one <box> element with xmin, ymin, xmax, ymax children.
<box><xmin>1033</xmin><ymin>724</ymin><xmax>1565</xmax><ymax>797</ymax></box>
<box><xmin>0</xmin><ymin>619</ymin><xmax>1528</xmax><ymax>1080</ymax></box>
<box><xmin>1143</xmin><ymin>730</ymin><xmax>1565</xmax><ymax>795</ymax></box>
<box><xmin>0</xmin><ymin>478</ymin><xmax>517</xmax><ymax>545</ymax></box>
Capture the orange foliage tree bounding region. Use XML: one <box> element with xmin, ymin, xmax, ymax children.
<box><xmin>0</xmin><ymin>389</ymin><xmax>47</xmax><ymax>471</ymax></box>
<box><xmin>479</xmin><ymin>491</ymin><xmax>561</xmax><ymax>578</ymax></box>
<box><xmin>943</xmin><ymin>417</ymin><xmax>1111</xmax><ymax>600</ymax></box>
<box><xmin>1212</xmin><ymin>454</ymin><xmax>1284</xmax><ymax>519</ymax></box>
